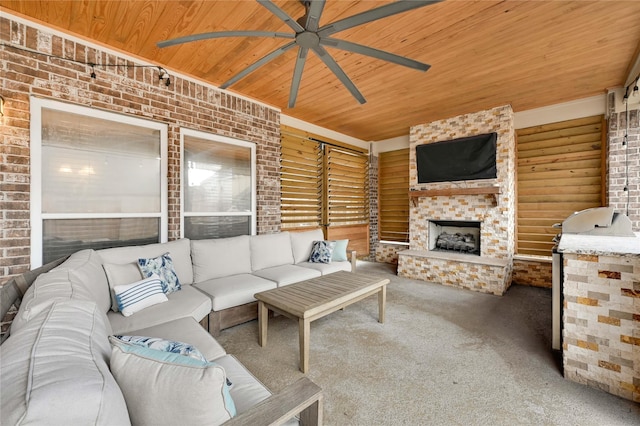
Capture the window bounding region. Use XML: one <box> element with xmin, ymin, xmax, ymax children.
<box><xmin>378</xmin><ymin>149</ymin><xmax>409</xmax><ymax>243</ymax></box>
<box><xmin>181</xmin><ymin>129</ymin><xmax>256</xmax><ymax>239</ymax></box>
<box><xmin>30</xmin><ymin>97</ymin><xmax>167</xmax><ymax>266</ymax></box>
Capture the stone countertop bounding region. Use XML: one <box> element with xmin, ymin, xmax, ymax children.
<box><xmin>558</xmin><ymin>233</ymin><xmax>640</xmax><ymax>256</ymax></box>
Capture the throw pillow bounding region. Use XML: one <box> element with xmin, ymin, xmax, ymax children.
<box><xmin>103</xmin><ymin>262</ymin><xmax>144</xmax><ymax>312</ymax></box>
<box><xmin>309</xmin><ymin>240</ymin><xmax>336</xmax><ymax>263</ymax></box>
<box><xmin>113</xmin><ymin>274</ymin><xmax>168</xmax><ymax>317</ymax></box>
<box><xmin>331</xmin><ymin>239</ymin><xmax>349</xmax><ymax>262</ymax></box>
<box><xmin>137</xmin><ymin>252</ymin><xmax>181</xmax><ymax>294</ymax></box>
<box><xmin>111</xmin><ymin>335</ymin><xmax>207</xmax><ymax>362</ymax></box>
<box><xmin>109</xmin><ymin>337</ymin><xmax>236</xmax><ymax>425</ymax></box>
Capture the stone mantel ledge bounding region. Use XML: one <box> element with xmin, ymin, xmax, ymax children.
<box><xmin>399</xmin><ymin>249</ymin><xmax>510</xmax><ymax>267</ymax></box>
<box><xmin>558</xmin><ymin>233</ymin><xmax>640</xmax><ymax>256</ymax></box>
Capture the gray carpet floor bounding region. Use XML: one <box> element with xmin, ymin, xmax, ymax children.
<box><xmin>216</xmin><ymin>261</ymin><xmax>640</xmax><ymax>425</ymax></box>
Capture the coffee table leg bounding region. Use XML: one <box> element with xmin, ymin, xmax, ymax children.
<box><xmin>258</xmin><ymin>301</ymin><xmax>268</xmax><ymax>347</ymax></box>
<box><xmin>378</xmin><ymin>285</ymin><xmax>386</xmax><ymax>323</ymax></box>
<box><xmin>299</xmin><ymin>318</ymin><xmax>310</xmax><ymax>373</ymax></box>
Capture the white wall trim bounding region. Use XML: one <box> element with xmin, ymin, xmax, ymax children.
<box><xmin>280</xmin><ymin>114</ymin><xmax>368</xmax><ymax>149</ymax></box>
<box><xmin>514</xmin><ymin>95</ymin><xmax>606</xmax><ymax>129</ymax></box>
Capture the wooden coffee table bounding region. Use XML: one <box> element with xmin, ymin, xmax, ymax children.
<box><xmin>254</xmin><ymin>271</ymin><xmax>389</xmax><ymax>373</ymax></box>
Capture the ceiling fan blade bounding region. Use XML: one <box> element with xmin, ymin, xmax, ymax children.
<box><xmin>257</xmin><ymin>0</ymin><xmax>305</xmax><ymax>33</ymax></box>
<box><xmin>289</xmin><ymin>47</ymin><xmax>309</xmax><ymax>108</ymax></box>
<box><xmin>320</xmin><ymin>37</ymin><xmax>430</xmax><ymax>71</ymax></box>
<box><xmin>220</xmin><ymin>41</ymin><xmax>297</xmax><ymax>89</ymax></box>
<box><xmin>305</xmin><ymin>0</ymin><xmax>326</xmax><ymax>32</ymax></box>
<box><xmin>317</xmin><ymin>0</ymin><xmax>442</xmax><ymax>38</ymax></box>
<box><xmin>311</xmin><ymin>45</ymin><xmax>366</xmax><ymax>104</ymax></box>
<box><xmin>157</xmin><ymin>30</ymin><xmax>293</xmax><ymax>48</ymax></box>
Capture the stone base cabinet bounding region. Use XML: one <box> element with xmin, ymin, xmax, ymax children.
<box><xmin>0</xmin><ymin>229</ymin><xmax>349</xmax><ymax>425</ymax></box>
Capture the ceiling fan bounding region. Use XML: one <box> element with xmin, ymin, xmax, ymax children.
<box><xmin>158</xmin><ymin>0</ymin><xmax>441</xmax><ymax>107</ymax></box>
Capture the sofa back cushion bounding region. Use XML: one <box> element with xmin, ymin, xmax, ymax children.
<box><xmin>0</xmin><ymin>300</ymin><xmax>130</xmax><ymax>425</ymax></box>
<box><xmin>63</xmin><ymin>249</ymin><xmax>112</xmax><ymax>313</ymax></box>
<box><xmin>11</xmin><ymin>267</ymin><xmax>95</xmax><ymax>334</ymax></box>
<box><xmin>191</xmin><ymin>236</ymin><xmax>251</xmax><ymax>282</ymax></box>
<box><xmin>290</xmin><ymin>229</ymin><xmax>325</xmax><ymax>264</ymax></box>
<box><xmin>250</xmin><ymin>232</ymin><xmax>294</xmax><ymax>271</ymax></box>
<box><xmin>98</xmin><ymin>239</ymin><xmax>193</xmax><ymax>285</ymax></box>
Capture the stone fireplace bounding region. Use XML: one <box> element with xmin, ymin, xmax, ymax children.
<box><xmin>398</xmin><ymin>105</ymin><xmax>516</xmax><ymax>295</ymax></box>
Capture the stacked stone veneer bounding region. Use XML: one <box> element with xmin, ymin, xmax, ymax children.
<box><xmin>512</xmin><ymin>257</ymin><xmax>552</xmax><ymax>288</ymax></box>
<box><xmin>376</xmin><ymin>242</ymin><xmax>406</xmax><ymax>264</ymax></box>
<box><xmin>562</xmin><ymin>252</ymin><xmax>640</xmax><ymax>402</ymax></box>
<box><xmin>398</xmin><ymin>105</ymin><xmax>516</xmax><ymax>295</ymax></box>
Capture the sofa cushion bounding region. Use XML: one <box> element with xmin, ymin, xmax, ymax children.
<box><xmin>103</xmin><ymin>262</ymin><xmax>144</xmax><ymax>312</ymax></box>
<box><xmin>250</xmin><ymin>232</ymin><xmax>294</xmax><ymax>271</ymax></box>
<box><xmin>290</xmin><ymin>229</ymin><xmax>324</xmax><ymax>264</ymax></box>
<box><xmin>298</xmin><ymin>260</ymin><xmax>352</xmax><ymax>275</ymax></box>
<box><xmin>0</xmin><ymin>300</ymin><xmax>130</xmax><ymax>426</ymax></box>
<box><xmin>191</xmin><ymin>236</ymin><xmax>252</xmax><ymax>282</ymax></box>
<box><xmin>108</xmin><ymin>285</ymin><xmax>211</xmax><ymax>335</ymax></box>
<box><xmin>63</xmin><ymin>249</ymin><xmax>113</xmax><ymax>313</ymax></box>
<box><xmin>110</xmin><ymin>337</ymin><xmax>236</xmax><ymax>426</ymax></box>
<box><xmin>126</xmin><ymin>317</ymin><xmax>227</xmax><ymax>361</ymax></box>
<box><xmin>137</xmin><ymin>252</ymin><xmax>181</xmax><ymax>294</ymax></box>
<box><xmin>114</xmin><ymin>274</ymin><xmax>168</xmax><ymax>317</ymax></box>
<box><xmin>194</xmin><ymin>274</ymin><xmax>277</xmax><ymax>311</ymax></box>
<box><xmin>213</xmin><ymin>354</ymin><xmax>297</xmax><ymax>426</ymax></box>
<box><xmin>11</xmin><ymin>268</ymin><xmax>95</xmax><ymax>334</ymax></box>
<box><xmin>97</xmin><ymin>239</ymin><xmax>193</xmax><ymax>285</ymax></box>
<box><xmin>252</xmin><ymin>264</ymin><xmax>321</xmax><ymax>287</ymax></box>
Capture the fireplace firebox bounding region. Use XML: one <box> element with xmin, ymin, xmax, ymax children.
<box><xmin>428</xmin><ymin>220</ymin><xmax>481</xmax><ymax>255</ymax></box>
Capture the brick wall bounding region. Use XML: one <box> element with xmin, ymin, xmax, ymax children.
<box><xmin>368</xmin><ymin>152</ymin><xmax>378</xmax><ymax>261</ymax></box>
<box><xmin>607</xmin><ymin>92</ymin><xmax>640</xmax><ymax>230</ymax></box>
<box><xmin>0</xmin><ymin>16</ymin><xmax>281</xmax><ymax>283</ymax></box>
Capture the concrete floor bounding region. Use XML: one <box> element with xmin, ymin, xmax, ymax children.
<box><xmin>217</xmin><ymin>261</ymin><xmax>640</xmax><ymax>425</ymax></box>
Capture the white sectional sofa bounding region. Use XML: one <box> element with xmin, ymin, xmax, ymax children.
<box><xmin>0</xmin><ymin>229</ymin><xmax>352</xmax><ymax>425</ymax></box>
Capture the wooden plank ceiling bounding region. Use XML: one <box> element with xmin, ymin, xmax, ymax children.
<box><xmin>2</xmin><ymin>0</ymin><xmax>640</xmax><ymax>141</ymax></box>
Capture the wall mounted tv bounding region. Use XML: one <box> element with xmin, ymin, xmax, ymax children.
<box><xmin>416</xmin><ymin>132</ymin><xmax>497</xmax><ymax>183</ymax></box>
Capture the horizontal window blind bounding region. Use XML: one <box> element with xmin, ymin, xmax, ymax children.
<box><xmin>516</xmin><ymin>115</ymin><xmax>605</xmax><ymax>256</ymax></box>
<box><xmin>378</xmin><ymin>149</ymin><xmax>409</xmax><ymax>243</ymax></box>
<box><xmin>326</xmin><ymin>146</ymin><xmax>369</xmax><ymax>226</ymax></box>
<box><xmin>280</xmin><ymin>132</ymin><xmax>322</xmax><ymax>229</ymax></box>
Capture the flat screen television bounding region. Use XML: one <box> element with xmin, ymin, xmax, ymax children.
<box><xmin>416</xmin><ymin>132</ymin><xmax>497</xmax><ymax>183</ymax></box>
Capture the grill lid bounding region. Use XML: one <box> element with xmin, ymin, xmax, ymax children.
<box><xmin>561</xmin><ymin>207</ymin><xmax>635</xmax><ymax>237</ymax></box>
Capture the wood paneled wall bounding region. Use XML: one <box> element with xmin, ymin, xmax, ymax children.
<box><xmin>516</xmin><ymin>115</ymin><xmax>605</xmax><ymax>256</ymax></box>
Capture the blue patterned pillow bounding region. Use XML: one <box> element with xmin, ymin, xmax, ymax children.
<box><xmin>309</xmin><ymin>240</ymin><xmax>336</xmax><ymax>263</ymax></box>
<box><xmin>138</xmin><ymin>252</ymin><xmax>181</xmax><ymax>294</ymax></box>
<box><xmin>112</xmin><ymin>335</ymin><xmax>207</xmax><ymax>362</ymax></box>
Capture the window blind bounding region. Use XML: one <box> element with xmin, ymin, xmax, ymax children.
<box><xmin>378</xmin><ymin>149</ymin><xmax>409</xmax><ymax>243</ymax></box>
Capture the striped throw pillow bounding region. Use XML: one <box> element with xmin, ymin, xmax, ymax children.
<box><xmin>114</xmin><ymin>274</ymin><xmax>168</xmax><ymax>317</ymax></box>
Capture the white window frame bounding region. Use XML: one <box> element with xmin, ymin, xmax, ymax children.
<box><xmin>180</xmin><ymin>128</ymin><xmax>257</xmax><ymax>238</ymax></box>
<box><xmin>30</xmin><ymin>97</ymin><xmax>168</xmax><ymax>267</ymax></box>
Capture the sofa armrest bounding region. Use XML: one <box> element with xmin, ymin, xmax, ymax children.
<box><xmin>225</xmin><ymin>377</ymin><xmax>323</xmax><ymax>426</ymax></box>
<box><xmin>348</xmin><ymin>250</ymin><xmax>357</xmax><ymax>272</ymax></box>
